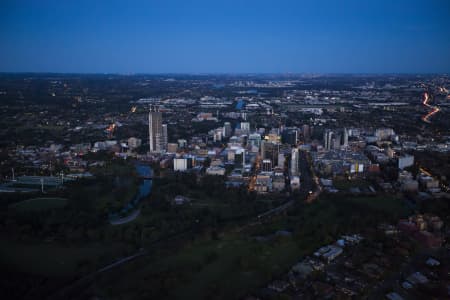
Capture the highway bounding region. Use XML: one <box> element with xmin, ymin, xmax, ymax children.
<box><xmin>110</xmin><ymin>208</ymin><xmax>141</xmax><ymax>225</ymax></box>
<box><xmin>49</xmin><ymin>249</ymin><xmax>148</xmax><ymax>300</ymax></box>
<box><xmin>419</xmin><ymin>166</ymin><xmax>449</xmax><ymax>193</ymax></box>
<box><xmin>96</xmin><ymin>248</ymin><xmax>147</xmax><ymax>273</ymax></box>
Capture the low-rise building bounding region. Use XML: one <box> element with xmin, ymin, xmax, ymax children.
<box><xmin>272</xmin><ymin>174</ymin><xmax>286</xmax><ymax>191</ymax></box>
<box><xmin>290</xmin><ymin>176</ymin><xmax>300</xmax><ymax>190</ymax></box>
<box><xmin>173</xmin><ymin>156</ymin><xmax>195</xmax><ymax>171</ymax></box>
<box><xmin>206</xmin><ymin>166</ymin><xmax>226</xmax><ymax>176</ymax></box>
<box><xmin>255</xmin><ymin>174</ymin><xmax>272</xmax><ymax>193</ymax></box>
<box><xmin>314</xmin><ymin>245</ymin><xmax>343</xmax><ymax>263</ymax></box>
<box><xmin>398</xmin><ymin>155</ymin><xmax>414</xmax><ymax>170</ymax></box>
<box><xmin>127</xmin><ymin>137</ymin><xmax>142</xmax><ymax>149</ymax></box>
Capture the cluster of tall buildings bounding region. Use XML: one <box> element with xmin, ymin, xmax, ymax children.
<box><xmin>323</xmin><ymin>128</ymin><xmax>349</xmax><ymax>151</ymax></box>
<box><xmin>153</xmin><ymin>115</ymin><xmax>308</xmax><ymax>193</ymax></box>
<box><xmin>208</xmin><ymin>121</ymin><xmax>252</xmax><ymax>143</ymax></box>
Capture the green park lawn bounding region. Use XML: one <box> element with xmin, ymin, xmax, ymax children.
<box><xmin>93</xmin><ymin>232</ymin><xmax>309</xmax><ymax>300</ymax></box>
<box><xmin>331</xmin><ymin>194</ymin><xmax>409</xmax><ymax>215</ymax></box>
<box><xmin>0</xmin><ymin>237</ymin><xmax>130</xmax><ymax>277</ymax></box>
<box><xmin>9</xmin><ymin>197</ymin><xmax>68</xmax><ymax>212</ymax></box>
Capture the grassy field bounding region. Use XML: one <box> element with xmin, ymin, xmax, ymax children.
<box><xmin>326</xmin><ymin>193</ymin><xmax>409</xmax><ymax>216</ymax></box>
<box><xmin>9</xmin><ymin>197</ymin><xmax>68</xmax><ymax>212</ymax></box>
<box><xmin>171</xmin><ymin>237</ymin><xmax>301</xmax><ymax>299</ymax></box>
<box><xmin>0</xmin><ymin>237</ymin><xmax>131</xmax><ymax>277</ymax></box>
<box><xmin>344</xmin><ymin>195</ymin><xmax>407</xmax><ymax>212</ymax></box>
<box><xmin>92</xmin><ymin>231</ymin><xmax>309</xmax><ymax>299</ymax></box>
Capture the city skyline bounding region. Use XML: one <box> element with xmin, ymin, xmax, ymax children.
<box><xmin>1</xmin><ymin>1</ymin><xmax>450</xmax><ymax>299</ymax></box>
<box><xmin>1</xmin><ymin>72</ymin><xmax>449</xmax><ymax>299</ymax></box>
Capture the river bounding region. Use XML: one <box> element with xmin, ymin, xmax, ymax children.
<box><xmin>109</xmin><ymin>164</ymin><xmax>152</xmax><ymax>225</ymax></box>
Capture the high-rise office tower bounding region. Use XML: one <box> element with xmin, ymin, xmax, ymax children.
<box><xmin>213</xmin><ymin>129</ymin><xmax>223</xmax><ymax>142</ymax></box>
<box><xmin>162</xmin><ymin>124</ymin><xmax>168</xmax><ymax>151</ymax></box>
<box><xmin>278</xmin><ymin>153</ymin><xmax>286</xmax><ymax>168</ymax></box>
<box><xmin>281</xmin><ymin>129</ymin><xmax>298</xmax><ymax>145</ymax></box>
<box><xmin>240</xmin><ymin>122</ymin><xmax>250</xmax><ymax>134</ymax></box>
<box><xmin>302</xmin><ymin>124</ymin><xmax>310</xmax><ymax>142</ymax></box>
<box><xmin>291</xmin><ymin>148</ymin><xmax>300</xmax><ymax>176</ymax></box>
<box><xmin>148</xmin><ymin>108</ymin><xmax>163</xmax><ymax>153</ymax></box>
<box><xmin>324</xmin><ymin>129</ymin><xmax>333</xmax><ymax>151</ymax></box>
<box><xmin>343</xmin><ymin>128</ymin><xmax>349</xmax><ymax>148</ymax></box>
<box><xmin>248</xmin><ymin>133</ymin><xmax>261</xmax><ymax>149</ymax></box>
<box><xmin>261</xmin><ymin>140</ymin><xmax>279</xmax><ymax>165</ymax></box>
<box><xmin>223</xmin><ymin>122</ymin><xmax>232</xmax><ymax>138</ymax></box>
<box><xmin>333</xmin><ymin>134</ymin><xmax>341</xmax><ymax>150</ymax></box>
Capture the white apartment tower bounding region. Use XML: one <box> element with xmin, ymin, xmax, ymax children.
<box><xmin>223</xmin><ymin>122</ymin><xmax>232</xmax><ymax>138</ymax></box>
<box><xmin>291</xmin><ymin>148</ymin><xmax>300</xmax><ymax>176</ymax></box>
<box><xmin>324</xmin><ymin>129</ymin><xmax>333</xmax><ymax>151</ymax></box>
<box><xmin>343</xmin><ymin>128</ymin><xmax>349</xmax><ymax>147</ymax></box>
<box><xmin>148</xmin><ymin>107</ymin><xmax>167</xmax><ymax>153</ymax></box>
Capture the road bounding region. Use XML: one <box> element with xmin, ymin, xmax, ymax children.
<box><xmin>231</xmin><ymin>151</ymin><xmax>319</xmax><ymax>234</ymax></box>
<box><xmin>48</xmin><ymin>249</ymin><xmax>148</xmax><ymax>300</ymax></box>
<box><xmin>48</xmin><ymin>228</ymin><xmax>192</xmax><ymax>300</ymax></box>
<box><xmin>419</xmin><ymin>166</ymin><xmax>449</xmax><ymax>192</ymax></box>
<box><xmin>110</xmin><ymin>208</ymin><xmax>141</xmax><ymax>225</ymax></box>
<box><xmin>96</xmin><ymin>248</ymin><xmax>147</xmax><ymax>273</ymax></box>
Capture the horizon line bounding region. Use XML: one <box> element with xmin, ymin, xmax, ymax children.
<box><xmin>0</xmin><ymin>71</ymin><xmax>448</xmax><ymax>76</ymax></box>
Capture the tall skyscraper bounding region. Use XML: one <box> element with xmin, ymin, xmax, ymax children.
<box><xmin>290</xmin><ymin>148</ymin><xmax>300</xmax><ymax>176</ymax></box>
<box><xmin>248</xmin><ymin>133</ymin><xmax>261</xmax><ymax>149</ymax></box>
<box><xmin>261</xmin><ymin>140</ymin><xmax>279</xmax><ymax>166</ymax></box>
<box><xmin>223</xmin><ymin>122</ymin><xmax>232</xmax><ymax>138</ymax></box>
<box><xmin>213</xmin><ymin>129</ymin><xmax>223</xmax><ymax>142</ymax></box>
<box><xmin>324</xmin><ymin>129</ymin><xmax>333</xmax><ymax>151</ymax></box>
<box><xmin>148</xmin><ymin>108</ymin><xmax>164</xmax><ymax>153</ymax></box>
<box><xmin>281</xmin><ymin>129</ymin><xmax>298</xmax><ymax>145</ymax></box>
<box><xmin>302</xmin><ymin>124</ymin><xmax>310</xmax><ymax>142</ymax></box>
<box><xmin>240</xmin><ymin>122</ymin><xmax>250</xmax><ymax>134</ymax></box>
<box><xmin>343</xmin><ymin>128</ymin><xmax>349</xmax><ymax>148</ymax></box>
<box><xmin>162</xmin><ymin>124</ymin><xmax>168</xmax><ymax>151</ymax></box>
<box><xmin>333</xmin><ymin>134</ymin><xmax>341</xmax><ymax>150</ymax></box>
<box><xmin>277</xmin><ymin>153</ymin><xmax>285</xmax><ymax>168</ymax></box>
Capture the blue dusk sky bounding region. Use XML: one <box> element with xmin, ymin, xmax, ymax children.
<box><xmin>1</xmin><ymin>0</ymin><xmax>450</xmax><ymax>73</ymax></box>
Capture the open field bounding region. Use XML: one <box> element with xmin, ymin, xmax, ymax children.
<box><xmin>9</xmin><ymin>197</ymin><xmax>68</xmax><ymax>212</ymax></box>
<box><xmin>0</xmin><ymin>237</ymin><xmax>131</xmax><ymax>277</ymax></box>
<box><xmin>90</xmin><ymin>231</ymin><xmax>311</xmax><ymax>300</ymax></box>
<box><xmin>0</xmin><ymin>241</ymin><xmax>85</xmax><ymax>277</ymax></box>
<box><xmin>331</xmin><ymin>194</ymin><xmax>409</xmax><ymax>215</ymax></box>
